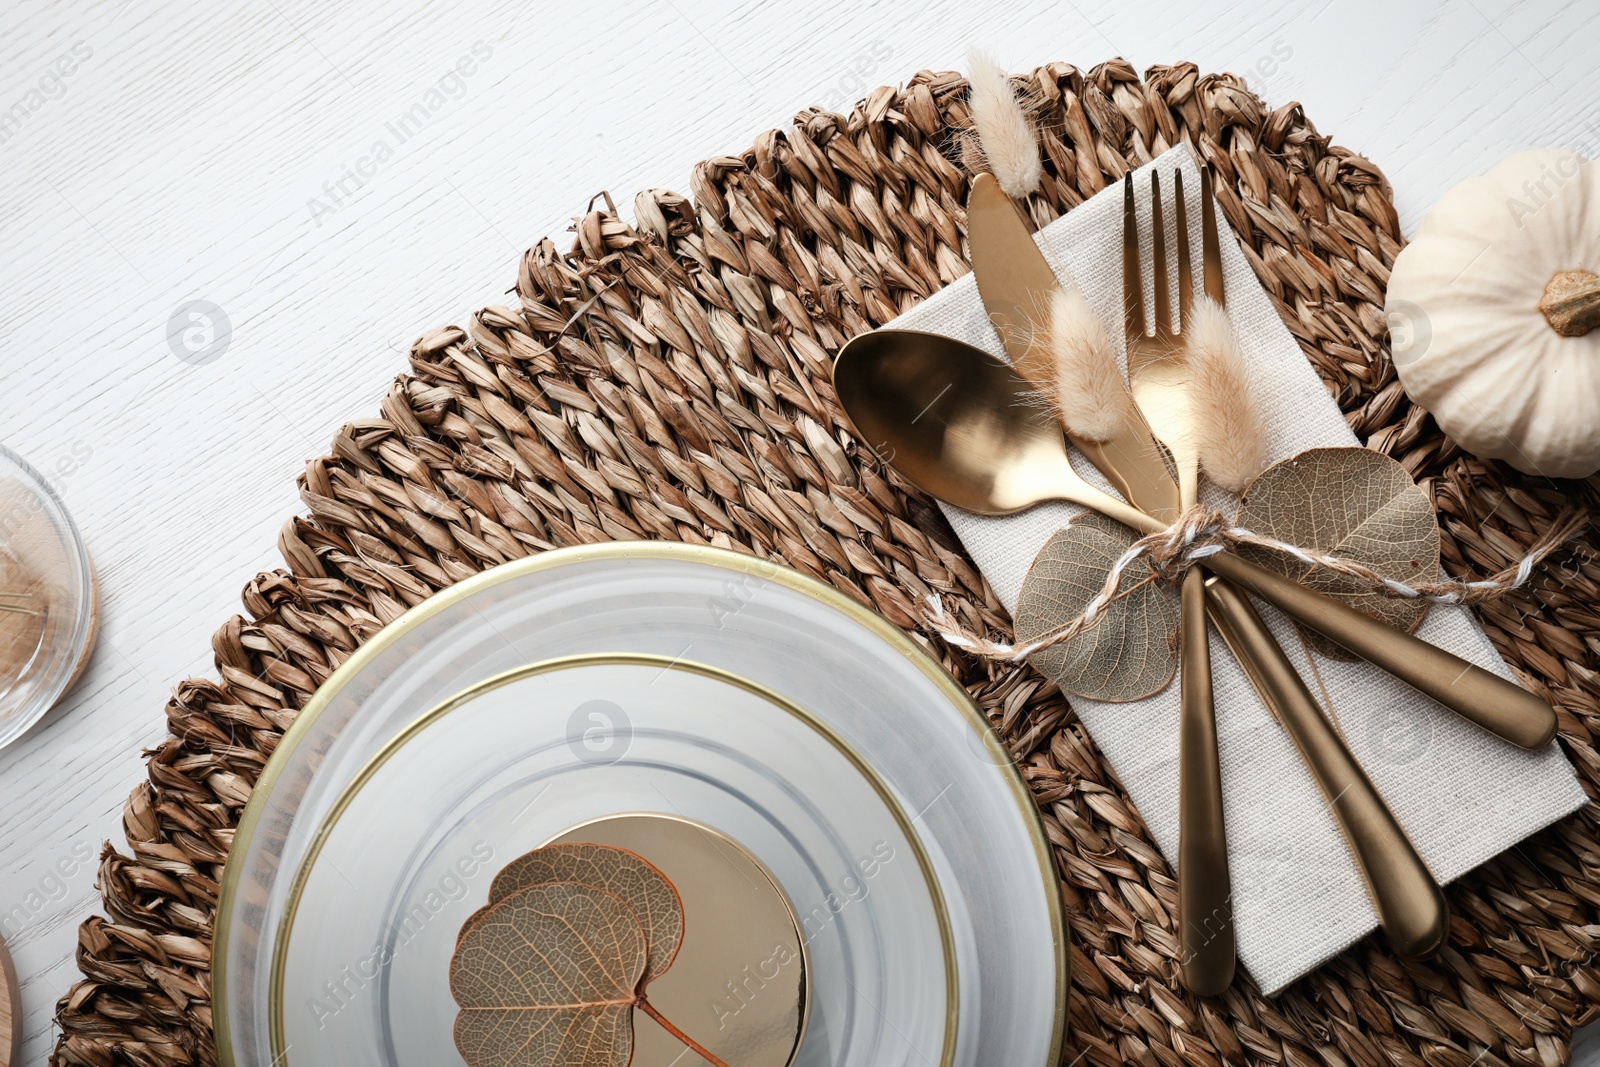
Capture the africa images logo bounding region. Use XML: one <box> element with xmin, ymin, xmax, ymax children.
<box><xmin>166</xmin><ymin>299</ymin><xmax>232</xmax><ymax>364</ymax></box>
<box><xmin>0</xmin><ymin>41</ymin><xmax>93</xmax><ymax>145</ymax></box>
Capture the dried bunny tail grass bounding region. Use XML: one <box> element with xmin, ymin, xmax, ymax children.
<box><xmin>1050</xmin><ymin>288</ymin><xmax>1131</xmax><ymax>441</ymax></box>
<box><xmin>1188</xmin><ymin>297</ymin><xmax>1267</xmax><ymax>491</ymax></box>
<box><xmin>966</xmin><ymin>47</ymin><xmax>1042</xmax><ymax>199</ymax></box>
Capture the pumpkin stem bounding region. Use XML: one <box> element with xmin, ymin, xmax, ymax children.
<box><xmin>1539</xmin><ymin>269</ymin><xmax>1600</xmax><ymax>337</ymax></box>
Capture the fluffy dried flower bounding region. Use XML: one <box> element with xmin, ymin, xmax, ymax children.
<box><xmin>1048</xmin><ymin>288</ymin><xmax>1131</xmax><ymax>441</ymax></box>
<box><xmin>966</xmin><ymin>48</ymin><xmax>1042</xmax><ymax>199</ymax></box>
<box><xmin>1187</xmin><ymin>297</ymin><xmax>1267</xmax><ymax>491</ymax></box>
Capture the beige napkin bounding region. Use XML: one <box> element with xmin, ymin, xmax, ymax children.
<box><xmin>888</xmin><ymin>143</ymin><xmax>1585</xmax><ymax>994</ymax></box>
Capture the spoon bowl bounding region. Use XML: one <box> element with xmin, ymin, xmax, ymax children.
<box><xmin>832</xmin><ymin>329</ymin><xmax>1153</xmax><ymax>529</ymax></box>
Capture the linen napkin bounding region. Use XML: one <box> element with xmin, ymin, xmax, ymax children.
<box><xmin>888</xmin><ymin>143</ymin><xmax>1586</xmax><ymax>994</ymax></box>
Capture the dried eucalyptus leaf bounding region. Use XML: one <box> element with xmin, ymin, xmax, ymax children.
<box><xmin>450</xmin><ymin>843</ymin><xmax>710</xmax><ymax>1067</ymax></box>
<box><xmin>1014</xmin><ymin>512</ymin><xmax>1178</xmax><ymax>702</ymax></box>
<box><xmin>484</xmin><ymin>843</ymin><xmax>683</xmax><ymax>982</ymax></box>
<box><xmin>1235</xmin><ymin>446</ymin><xmax>1439</xmax><ymax>660</ymax></box>
<box><xmin>452</xmin><ymin>881</ymin><xmax>648</xmax><ymax>1067</ymax></box>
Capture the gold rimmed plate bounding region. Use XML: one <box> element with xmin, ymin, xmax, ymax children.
<box><xmin>272</xmin><ymin>655</ymin><xmax>951</xmax><ymax>1066</ymax></box>
<box><xmin>216</xmin><ymin>543</ymin><xmax>1066</xmax><ymax>1067</ymax></box>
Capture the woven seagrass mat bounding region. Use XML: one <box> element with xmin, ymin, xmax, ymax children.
<box><xmin>51</xmin><ymin>58</ymin><xmax>1600</xmax><ymax>1067</ymax></box>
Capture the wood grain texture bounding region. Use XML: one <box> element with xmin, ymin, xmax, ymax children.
<box><xmin>0</xmin><ymin>0</ymin><xmax>1597</xmax><ymax>1064</ymax></box>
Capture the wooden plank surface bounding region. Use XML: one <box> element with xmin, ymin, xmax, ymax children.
<box><xmin>1</xmin><ymin>0</ymin><xmax>1596</xmax><ymax>1062</ymax></box>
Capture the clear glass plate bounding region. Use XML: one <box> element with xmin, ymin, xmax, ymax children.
<box><xmin>276</xmin><ymin>656</ymin><xmax>950</xmax><ymax>1066</ymax></box>
<box><xmin>0</xmin><ymin>443</ymin><xmax>95</xmax><ymax>749</ymax></box>
<box><xmin>216</xmin><ymin>543</ymin><xmax>1065</xmax><ymax>1067</ymax></box>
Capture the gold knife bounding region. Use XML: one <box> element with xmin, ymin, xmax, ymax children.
<box><xmin>971</xmin><ymin>172</ymin><xmax>1239</xmax><ymax>987</ymax></box>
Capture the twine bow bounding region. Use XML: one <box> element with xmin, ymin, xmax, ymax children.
<box><xmin>926</xmin><ymin>507</ymin><xmax>1589</xmax><ymax>663</ymax></box>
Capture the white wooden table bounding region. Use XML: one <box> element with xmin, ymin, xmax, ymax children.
<box><xmin>1</xmin><ymin>0</ymin><xmax>1595</xmax><ymax>1061</ymax></box>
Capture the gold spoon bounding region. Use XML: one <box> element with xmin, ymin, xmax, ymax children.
<box><xmin>833</xmin><ymin>330</ymin><xmax>1153</xmax><ymax>531</ymax></box>
<box><xmin>832</xmin><ymin>328</ymin><xmax>1555</xmax><ymax>750</ymax></box>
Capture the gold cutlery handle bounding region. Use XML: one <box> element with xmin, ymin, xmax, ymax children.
<box><xmin>1203</xmin><ymin>576</ymin><xmax>1449</xmax><ymax>958</ymax></box>
<box><xmin>1178</xmin><ymin>569</ymin><xmax>1234</xmax><ymax>995</ymax></box>
<box><xmin>1204</xmin><ymin>552</ymin><xmax>1557</xmax><ymax>749</ymax></box>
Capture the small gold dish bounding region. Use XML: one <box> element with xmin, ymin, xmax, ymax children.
<box><xmin>546</xmin><ymin>814</ymin><xmax>809</xmax><ymax>1066</ymax></box>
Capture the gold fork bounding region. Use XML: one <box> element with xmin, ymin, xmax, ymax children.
<box><xmin>1124</xmin><ymin>170</ymin><xmax>1449</xmax><ymax>968</ymax></box>
<box><xmin>1122</xmin><ymin>171</ymin><xmax>1233</xmax><ymax>992</ymax></box>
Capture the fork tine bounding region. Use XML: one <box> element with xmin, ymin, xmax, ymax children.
<box><xmin>1175</xmin><ymin>171</ymin><xmax>1193</xmax><ymax>333</ymax></box>
<box><xmin>1150</xmin><ymin>171</ymin><xmax>1170</xmax><ymax>340</ymax></box>
<box><xmin>1122</xmin><ymin>175</ymin><xmax>1145</xmax><ymax>347</ymax></box>
<box><xmin>1201</xmin><ymin>168</ymin><xmax>1224</xmax><ymax>305</ymax></box>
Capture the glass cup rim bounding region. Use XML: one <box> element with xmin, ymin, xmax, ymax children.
<box><xmin>0</xmin><ymin>442</ymin><xmax>96</xmax><ymax>750</ymax></box>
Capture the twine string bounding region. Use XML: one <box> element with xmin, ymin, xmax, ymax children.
<box><xmin>926</xmin><ymin>507</ymin><xmax>1589</xmax><ymax>663</ymax></box>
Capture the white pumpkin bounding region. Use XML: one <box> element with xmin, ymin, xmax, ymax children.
<box><xmin>1386</xmin><ymin>149</ymin><xmax>1600</xmax><ymax>478</ymax></box>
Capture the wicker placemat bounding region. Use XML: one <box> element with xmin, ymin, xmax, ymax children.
<box><xmin>52</xmin><ymin>59</ymin><xmax>1600</xmax><ymax>1067</ymax></box>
